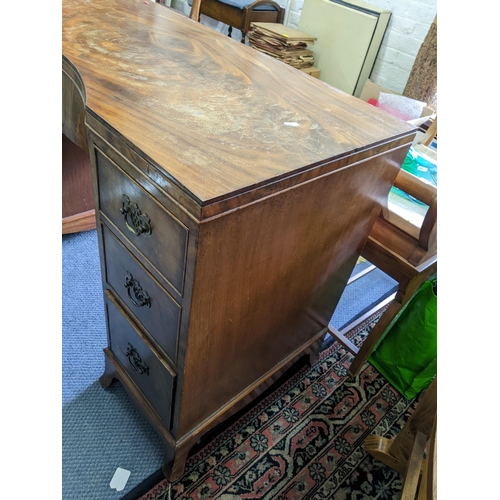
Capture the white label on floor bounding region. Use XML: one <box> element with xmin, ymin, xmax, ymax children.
<box><xmin>110</xmin><ymin>467</ymin><xmax>131</xmax><ymax>491</ymax></box>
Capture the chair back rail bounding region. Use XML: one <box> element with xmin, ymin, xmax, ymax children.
<box><xmin>381</xmin><ymin>168</ymin><xmax>437</xmax><ymax>261</ymax></box>
<box><xmin>190</xmin><ymin>0</ymin><xmax>202</xmax><ymax>20</ymax></box>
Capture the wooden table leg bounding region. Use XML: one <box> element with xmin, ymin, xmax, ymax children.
<box><xmin>162</xmin><ymin>435</ymin><xmax>199</xmax><ymax>482</ymax></box>
<box><xmin>99</xmin><ymin>349</ymin><xmax>118</xmax><ymax>388</ymax></box>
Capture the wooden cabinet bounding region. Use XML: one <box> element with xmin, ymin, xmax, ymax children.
<box><xmin>62</xmin><ymin>58</ymin><xmax>96</xmax><ymax>234</ymax></box>
<box><xmin>62</xmin><ymin>0</ymin><xmax>416</xmax><ymax>481</ymax></box>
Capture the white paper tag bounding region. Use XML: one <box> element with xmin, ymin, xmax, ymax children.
<box><xmin>110</xmin><ymin>467</ymin><xmax>131</xmax><ymax>492</ymax></box>
<box><xmin>284</xmin><ymin>122</ymin><xmax>299</xmax><ymax>127</ymax></box>
<box><xmin>417</xmin><ymin>166</ymin><xmax>428</xmax><ymax>172</ymax></box>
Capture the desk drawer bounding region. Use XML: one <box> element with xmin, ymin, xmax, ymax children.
<box><xmin>102</xmin><ymin>224</ymin><xmax>181</xmax><ymax>365</ymax></box>
<box><xmin>95</xmin><ymin>147</ymin><xmax>188</xmax><ymax>295</ymax></box>
<box><xmin>106</xmin><ymin>293</ymin><xmax>176</xmax><ymax>429</ymax></box>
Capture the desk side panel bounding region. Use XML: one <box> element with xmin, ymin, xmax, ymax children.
<box><xmin>176</xmin><ymin>144</ymin><xmax>409</xmax><ymax>436</ymax></box>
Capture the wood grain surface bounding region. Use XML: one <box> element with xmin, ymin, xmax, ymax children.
<box><xmin>62</xmin><ymin>0</ymin><xmax>415</xmax><ymax>206</ymax></box>
<box><xmin>101</xmin><ymin>224</ymin><xmax>182</xmax><ymax>366</ymax></box>
<box><xmin>65</xmin><ymin>0</ymin><xmax>418</xmax><ymax>479</ymax></box>
<box><xmin>176</xmin><ymin>146</ymin><xmax>407</xmax><ymax>435</ymax></box>
<box><xmin>62</xmin><ymin>133</ymin><xmax>95</xmax><ymax>219</ymax></box>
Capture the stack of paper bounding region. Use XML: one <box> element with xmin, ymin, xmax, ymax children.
<box><xmin>249</xmin><ymin>22</ymin><xmax>317</xmax><ymax>69</ymax></box>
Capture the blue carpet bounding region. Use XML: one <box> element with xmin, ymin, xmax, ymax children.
<box><xmin>329</xmin><ymin>265</ymin><xmax>397</xmax><ymax>331</ymax></box>
<box><xmin>62</xmin><ymin>229</ymin><xmax>396</xmax><ymax>500</ymax></box>
<box><xmin>62</xmin><ymin>230</ymin><xmax>164</xmax><ymax>500</ymax></box>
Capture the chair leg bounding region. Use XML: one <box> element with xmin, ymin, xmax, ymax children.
<box><xmin>347</xmin><ymin>298</ymin><xmax>402</xmax><ymax>378</ymax></box>
<box><xmin>347</xmin><ymin>265</ymin><xmax>436</xmax><ymax>379</ymax></box>
<box><xmin>189</xmin><ymin>0</ymin><xmax>202</xmax><ymax>21</ymax></box>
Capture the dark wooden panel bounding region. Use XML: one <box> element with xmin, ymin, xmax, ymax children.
<box><xmin>62</xmin><ymin>57</ymin><xmax>95</xmax><ymax>234</ymax></box>
<box><xmin>177</xmin><ymin>146</ymin><xmax>408</xmax><ymax>434</ymax></box>
<box><xmin>102</xmin><ymin>224</ymin><xmax>182</xmax><ymax>365</ymax></box>
<box><xmin>95</xmin><ymin>147</ymin><xmax>189</xmax><ymax>294</ymax></box>
<box><xmin>106</xmin><ymin>293</ymin><xmax>176</xmax><ymax>428</ymax></box>
<box><xmin>62</xmin><ymin>133</ymin><xmax>95</xmax><ymax>220</ymax></box>
<box><xmin>62</xmin><ymin>58</ymin><xmax>87</xmax><ymax>152</ymax></box>
<box><xmin>200</xmin><ymin>0</ymin><xmax>282</xmax><ymax>31</ymax></box>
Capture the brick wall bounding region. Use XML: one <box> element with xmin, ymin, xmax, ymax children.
<box><xmin>287</xmin><ymin>0</ymin><xmax>437</xmax><ymax>93</ymax></box>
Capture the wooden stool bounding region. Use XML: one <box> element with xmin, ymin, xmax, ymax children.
<box><xmin>192</xmin><ymin>0</ymin><xmax>285</xmax><ymax>43</ymax></box>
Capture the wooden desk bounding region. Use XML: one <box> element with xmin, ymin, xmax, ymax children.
<box><xmin>62</xmin><ymin>0</ymin><xmax>416</xmax><ymax>481</ymax></box>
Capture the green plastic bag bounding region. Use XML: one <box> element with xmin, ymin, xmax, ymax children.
<box><xmin>401</xmin><ymin>146</ymin><xmax>437</xmax><ymax>187</ymax></box>
<box><xmin>369</xmin><ymin>278</ymin><xmax>437</xmax><ymax>399</ymax></box>
<box><xmin>390</xmin><ymin>147</ymin><xmax>437</xmax><ymax>208</ymax></box>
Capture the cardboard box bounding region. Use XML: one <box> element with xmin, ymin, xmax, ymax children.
<box><xmin>299</xmin><ymin>66</ymin><xmax>321</xmax><ymax>79</ymax></box>
<box><xmin>359</xmin><ymin>79</ymin><xmax>435</xmax><ymax>127</ymax></box>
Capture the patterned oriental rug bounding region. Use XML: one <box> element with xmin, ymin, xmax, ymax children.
<box><xmin>129</xmin><ymin>310</ymin><xmax>417</xmax><ymax>500</ymax></box>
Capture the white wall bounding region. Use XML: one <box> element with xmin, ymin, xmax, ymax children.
<box><xmin>287</xmin><ymin>0</ymin><xmax>436</xmax><ymax>93</ymax></box>
<box><xmin>171</xmin><ymin>0</ymin><xmax>436</xmax><ymax>94</ymax></box>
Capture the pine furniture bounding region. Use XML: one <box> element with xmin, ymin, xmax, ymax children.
<box><xmin>62</xmin><ymin>0</ymin><xmax>416</xmax><ymax>480</ymax></box>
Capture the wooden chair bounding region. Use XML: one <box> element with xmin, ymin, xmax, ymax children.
<box><xmin>366</xmin><ymin>376</ymin><xmax>437</xmax><ymax>499</ymax></box>
<box><xmin>418</xmin><ymin>116</ymin><xmax>437</xmax><ymax>147</ymax></box>
<box><xmin>334</xmin><ymin>135</ymin><xmax>437</xmax><ymax>378</ymax></box>
<box><xmin>189</xmin><ymin>0</ymin><xmax>203</xmax><ymax>20</ymax></box>
<box><xmin>190</xmin><ymin>0</ymin><xmax>285</xmax><ymax>43</ymax></box>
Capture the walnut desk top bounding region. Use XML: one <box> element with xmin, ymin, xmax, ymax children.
<box><xmin>63</xmin><ymin>0</ymin><xmax>414</xmax><ymax>218</ymax></box>
<box><xmin>62</xmin><ymin>0</ymin><xmax>416</xmax><ymax>481</ymax></box>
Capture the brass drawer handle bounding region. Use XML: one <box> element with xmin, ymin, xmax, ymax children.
<box><xmin>125</xmin><ymin>342</ymin><xmax>150</xmax><ymax>376</ymax></box>
<box><xmin>120</xmin><ymin>194</ymin><xmax>152</xmax><ymax>236</ymax></box>
<box><xmin>124</xmin><ymin>272</ymin><xmax>151</xmax><ymax>308</ymax></box>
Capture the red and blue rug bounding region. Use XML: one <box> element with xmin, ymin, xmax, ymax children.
<box><xmin>132</xmin><ymin>310</ymin><xmax>417</xmax><ymax>500</ymax></box>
